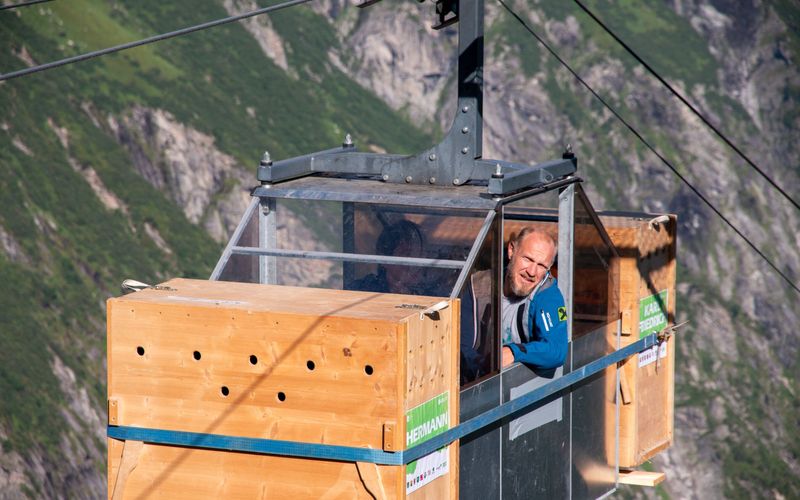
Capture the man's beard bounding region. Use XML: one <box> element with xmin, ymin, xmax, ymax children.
<box><xmin>505</xmin><ymin>263</ymin><xmax>533</xmax><ymax>298</ymax></box>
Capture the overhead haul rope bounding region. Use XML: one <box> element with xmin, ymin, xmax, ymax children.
<box><xmin>0</xmin><ymin>0</ymin><xmax>313</xmax><ymax>82</ymax></box>
<box><xmin>0</xmin><ymin>0</ymin><xmax>54</xmax><ymax>11</ymax></box>
<box><xmin>497</xmin><ymin>0</ymin><xmax>800</xmax><ymax>295</ymax></box>
<box><xmin>572</xmin><ymin>0</ymin><xmax>800</xmax><ymax>213</ymax></box>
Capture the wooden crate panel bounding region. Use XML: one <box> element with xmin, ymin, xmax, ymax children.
<box><xmin>109</xmin><ymin>301</ymin><xmax>401</xmax><ymax>448</ymax></box>
<box><xmin>600</xmin><ymin>213</ymin><xmax>677</xmax><ymax>468</ymax></box>
<box><xmin>108</xmin><ymin>279</ymin><xmax>460</xmax><ymax>499</ymax></box>
<box><xmin>403</xmin><ymin>302</ymin><xmax>460</xmax><ymax>499</ymax></box>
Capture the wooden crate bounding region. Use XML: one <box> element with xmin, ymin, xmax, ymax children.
<box><xmin>600</xmin><ymin>213</ymin><xmax>677</xmax><ymax>468</ymax></box>
<box><xmin>107</xmin><ymin>278</ymin><xmax>460</xmax><ymax>499</ymax></box>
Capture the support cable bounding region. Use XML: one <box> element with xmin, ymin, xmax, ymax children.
<box><xmin>497</xmin><ymin>0</ymin><xmax>800</xmax><ymax>295</ymax></box>
<box><xmin>573</xmin><ymin>0</ymin><xmax>800</xmax><ymax>212</ymax></box>
<box><xmin>0</xmin><ymin>0</ymin><xmax>53</xmax><ymax>11</ymax></box>
<box><xmin>0</xmin><ymin>0</ymin><xmax>312</xmax><ymax>82</ymax></box>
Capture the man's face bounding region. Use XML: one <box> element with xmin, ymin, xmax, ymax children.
<box><xmin>385</xmin><ymin>240</ymin><xmax>420</xmax><ymax>294</ymax></box>
<box><xmin>506</xmin><ymin>233</ymin><xmax>555</xmax><ymax>298</ymax></box>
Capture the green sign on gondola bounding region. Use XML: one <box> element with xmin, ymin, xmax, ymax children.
<box><xmin>639</xmin><ymin>290</ymin><xmax>668</xmax><ymax>338</ymax></box>
<box><xmin>405</xmin><ymin>392</ymin><xmax>449</xmax><ymax>493</ymax></box>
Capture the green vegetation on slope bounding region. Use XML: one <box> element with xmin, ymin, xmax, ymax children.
<box><xmin>535</xmin><ymin>0</ymin><xmax>718</xmax><ymax>88</ymax></box>
<box><xmin>0</xmin><ymin>0</ymin><xmax>433</xmax><ymax>489</ymax></box>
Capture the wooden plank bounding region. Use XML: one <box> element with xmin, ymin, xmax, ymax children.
<box><xmin>618</xmin><ymin>469</ymin><xmax>666</xmax><ymax>487</ymax></box>
<box><xmin>404</xmin><ymin>309</ymin><xmax>452</xmax><ymax>409</ymax></box>
<box><xmin>448</xmin><ymin>300</ymin><xmax>460</xmax><ymax>500</ymax></box>
<box><xmin>111</xmin><ymin>440</ymin><xmax>143</xmax><ymax>500</ymax></box>
<box><xmin>107</xmin><ymin>438</ymin><xmax>124</xmax><ymax>498</ymax></box>
<box><xmin>601</xmin><ymin>321</ymin><xmax>621</xmax><ymax>466</ymax></box>
<box><xmin>403</xmin><ymin>299</ymin><xmax>459</xmax><ymax>499</ymax></box>
<box><xmin>634</xmin><ymin>223</ymin><xmax>675</xmax><ymax>462</ymax></box>
<box><xmin>110</xmin><ymin>443</ymin><xmax>397</xmax><ymax>499</ymax></box>
<box><xmin>665</xmin><ymin>215</ymin><xmax>677</xmax><ymax>447</ymax></box>
<box><xmin>118</xmin><ymin>278</ymin><xmax>446</xmax><ymax>322</ymax></box>
<box><xmin>619</xmin><ymin>365</ymin><xmax>632</xmax><ymax>405</ymax></box>
<box><xmin>620</xmin><ymin>309</ymin><xmax>632</xmax><ymax>336</ymax></box>
<box><xmin>357</xmin><ymin>461</ymin><xmax>388</xmax><ymax>500</ymax></box>
<box><xmin>616</xmin><ymin>253</ymin><xmax>642</xmax><ymax>467</ymax></box>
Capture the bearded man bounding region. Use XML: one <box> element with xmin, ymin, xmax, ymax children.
<box><xmin>499</xmin><ymin>227</ymin><xmax>567</xmax><ymax>375</ymax></box>
<box><xmin>460</xmin><ymin>227</ymin><xmax>568</xmax><ymax>383</ymax></box>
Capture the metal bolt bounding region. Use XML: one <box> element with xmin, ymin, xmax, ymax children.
<box><xmin>260</xmin><ymin>151</ymin><xmax>272</xmax><ymax>165</ymax></box>
<box><xmin>429</xmin><ymin>177</ymin><xmax>436</xmax><ymax>184</ymax></box>
<box><xmin>453</xmin><ymin>178</ymin><xmax>460</xmax><ymax>185</ymax></box>
<box><xmin>492</xmin><ymin>163</ymin><xmax>504</xmax><ymax>179</ymax></box>
<box><xmin>428</xmin><ymin>153</ymin><xmax>436</xmax><ymax>161</ymax></box>
<box><xmin>562</xmin><ymin>143</ymin><xmax>575</xmax><ymax>160</ymax></box>
<box><xmin>461</xmin><ymin>147</ymin><xmax>469</xmax><ymax>154</ymax></box>
<box><xmin>382</xmin><ymin>174</ymin><xmax>389</xmax><ymax>181</ymax></box>
<box><xmin>461</xmin><ymin>127</ymin><xmax>469</xmax><ymax>134</ymax></box>
<box><xmin>343</xmin><ymin>133</ymin><xmax>353</xmax><ymax>146</ymax></box>
<box><xmin>405</xmin><ymin>176</ymin><xmax>413</xmax><ymax>183</ymax></box>
<box><xmin>462</xmin><ymin>106</ymin><xmax>469</xmax><ymax>113</ymax></box>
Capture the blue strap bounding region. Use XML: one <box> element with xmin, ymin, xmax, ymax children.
<box><xmin>108</xmin><ymin>333</ymin><xmax>657</xmax><ymax>465</ymax></box>
<box><xmin>107</xmin><ymin>425</ymin><xmax>404</xmax><ymax>465</ymax></box>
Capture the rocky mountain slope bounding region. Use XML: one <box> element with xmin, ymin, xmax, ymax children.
<box><xmin>0</xmin><ymin>0</ymin><xmax>797</xmax><ymax>498</ymax></box>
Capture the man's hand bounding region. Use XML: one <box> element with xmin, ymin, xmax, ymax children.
<box><xmin>502</xmin><ymin>346</ymin><xmax>515</xmax><ymax>367</ymax></box>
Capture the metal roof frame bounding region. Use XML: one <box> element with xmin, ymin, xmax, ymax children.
<box><xmin>254</xmin><ymin>0</ymin><xmax>577</xmax><ymax>196</ymax></box>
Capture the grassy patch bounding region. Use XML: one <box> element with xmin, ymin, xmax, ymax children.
<box><xmin>536</xmin><ymin>0</ymin><xmax>718</xmax><ymax>88</ymax></box>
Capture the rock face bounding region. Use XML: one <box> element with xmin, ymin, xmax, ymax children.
<box><xmin>223</xmin><ymin>0</ymin><xmax>290</xmax><ymax>72</ymax></box>
<box><xmin>329</xmin><ymin>2</ymin><xmax>457</xmax><ymax>128</ymax></box>
<box><xmin>104</xmin><ymin>106</ymin><xmax>338</xmax><ymax>286</ymax></box>
<box><xmin>106</xmin><ymin>106</ymin><xmax>252</xmax><ymax>243</ymax></box>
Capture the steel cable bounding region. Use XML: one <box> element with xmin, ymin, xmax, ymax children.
<box><xmin>0</xmin><ymin>0</ymin><xmax>54</xmax><ymax>11</ymax></box>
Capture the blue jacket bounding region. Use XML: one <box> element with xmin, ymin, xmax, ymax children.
<box><xmin>506</xmin><ymin>277</ymin><xmax>568</xmax><ymax>377</ymax></box>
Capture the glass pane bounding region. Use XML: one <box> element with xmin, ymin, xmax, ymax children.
<box><xmin>217</xmin><ymin>204</ymin><xmax>259</xmax><ymax>283</ymax></box>
<box><xmin>216</xmin><ymin>198</ymin><xmax>488</xmax><ymax>297</ymax></box>
<box><xmin>216</xmin><ymin>199</ymin><xmax>344</xmax><ymax>285</ymax></box>
<box><xmin>276</xmin><ymin>199</ymin><xmax>343</xmax><ymax>252</ymax></box>
<box><xmin>500</xmin><ymin>194</ymin><xmax>562</xmax><ymax>375</ymax></box>
<box><xmin>505</xmin><ymin>188</ymin><xmax>560</xmax><ymax>210</ymax></box>
<box><xmin>572</xmin><ymin>189</ymin><xmax>619</xmax><ymax>338</ymax></box>
<box><xmin>345</xmin><ymin>205</ymin><xmax>485</xmax><ymax>297</ymax></box>
<box><xmin>270</xmin><ymin>257</ymin><xmax>343</xmax><ymax>289</ymax></box>
<box><xmin>459</xmin><ymin>217</ymin><xmax>499</xmax><ymax>386</ymax></box>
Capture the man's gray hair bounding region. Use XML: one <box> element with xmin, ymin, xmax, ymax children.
<box><xmin>512</xmin><ymin>227</ymin><xmax>557</xmax><ymax>261</ymax></box>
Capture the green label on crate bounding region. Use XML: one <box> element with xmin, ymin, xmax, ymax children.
<box><xmin>639</xmin><ymin>290</ymin><xmax>668</xmax><ymax>339</ymax></box>
<box><xmin>405</xmin><ymin>392</ymin><xmax>449</xmax><ymax>493</ymax></box>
